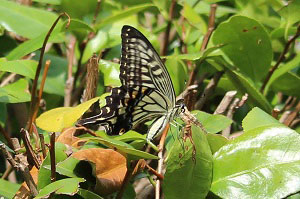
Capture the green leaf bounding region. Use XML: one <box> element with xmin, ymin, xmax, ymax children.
<box><xmin>0</xmin><ymin>179</ymin><xmax>21</xmax><ymax>199</ymax></box>
<box><xmin>0</xmin><ymin>60</ymin><xmax>37</xmax><ymax>79</ymax></box>
<box><xmin>90</xmin><ymin>137</ymin><xmax>158</xmax><ymax>160</ymax></box>
<box><xmin>99</xmin><ymin>59</ymin><xmax>121</xmax><ymax>87</ymax></box>
<box><xmin>212</xmin><ymin>15</ymin><xmax>273</xmax><ymax>82</ymax></box>
<box><xmin>77</xmin><ymin>188</ymin><xmax>104</xmax><ymax>199</ymax></box>
<box><xmin>182</xmin><ymin>3</ymin><xmax>207</xmax><ymax>31</ymax></box>
<box><xmin>36</xmin><ymin>97</ymin><xmax>100</xmax><ymax>132</ymax></box>
<box><xmin>207</xmin><ymin>56</ymin><xmax>272</xmax><ymax>112</ymax></box>
<box><xmin>193</xmin><ymin>110</ymin><xmax>232</xmax><ymax>134</ymax></box>
<box><xmin>163</xmin><ymin>125</ymin><xmax>213</xmax><ymax>199</ymax></box>
<box><xmin>206</xmin><ymin>134</ymin><xmax>229</xmax><ymax>155</ymax></box>
<box><xmin>211</xmin><ymin>108</ymin><xmax>300</xmax><ymax>199</ymax></box>
<box><xmin>65</xmin><ymin>19</ymin><xmax>95</xmax><ymax>33</ymax></box>
<box><xmin>0</xmin><ymin>0</ymin><xmax>59</xmax><ymax>39</ymax></box>
<box><xmin>54</xmin><ymin>156</ymin><xmax>82</xmax><ymax>178</ymax></box>
<box><xmin>34</xmin><ymin>178</ymin><xmax>85</xmax><ymax>199</ymax></box>
<box><xmin>82</xmin><ymin>31</ymin><xmax>108</xmax><ymax>63</ymax></box>
<box><xmin>60</xmin><ymin>0</ymin><xmax>97</xmax><ymax>19</ymax></box>
<box><xmin>95</xmin><ymin>4</ymin><xmax>155</xmax><ymax>30</ymax></box>
<box><xmin>38</xmin><ymin>143</ymin><xmax>68</xmax><ymax>190</ymax></box>
<box><xmin>165</xmin><ymin>59</ymin><xmax>188</xmax><ymax>96</ymax></box>
<box><xmin>279</xmin><ymin>0</ymin><xmax>300</xmax><ymax>39</ymax></box>
<box><xmin>242</xmin><ymin>107</ymin><xmax>280</xmax><ymax>132</ymax></box>
<box><xmin>264</xmin><ymin>53</ymin><xmax>300</xmax><ymax>95</ymax></box>
<box><xmin>270</xmin><ymin>72</ymin><xmax>300</xmax><ymax>98</ymax></box>
<box><xmin>6</xmin><ymin>29</ymin><xmax>64</xmax><ymax>61</ymax></box>
<box><xmin>0</xmin><ymin>79</ymin><xmax>31</xmax><ymax>103</ymax></box>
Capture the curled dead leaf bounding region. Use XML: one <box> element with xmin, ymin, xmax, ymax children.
<box><xmin>72</xmin><ymin>148</ymin><xmax>127</xmax><ymax>196</ymax></box>
<box><xmin>56</xmin><ymin>127</ymin><xmax>86</xmax><ymax>148</ymax></box>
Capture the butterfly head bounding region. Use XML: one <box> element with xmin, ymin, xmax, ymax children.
<box><xmin>174</xmin><ymin>99</ymin><xmax>186</xmax><ymax>117</ymax></box>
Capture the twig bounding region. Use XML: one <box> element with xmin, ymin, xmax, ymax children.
<box><xmin>160</xmin><ymin>0</ymin><xmax>176</xmax><ymax>56</ymax></box>
<box><xmin>27</xmin><ymin>12</ymin><xmax>70</xmax><ymax>133</ymax></box>
<box><xmin>0</xmin><ymin>124</ymin><xmax>14</xmax><ymax>150</ymax></box>
<box><xmin>284</xmin><ymin>96</ymin><xmax>297</xmax><ymax>112</ymax></box>
<box><xmin>176</xmin><ymin>84</ymin><xmax>198</xmax><ymax>101</ymax></box>
<box><xmin>284</xmin><ymin>100</ymin><xmax>300</xmax><ymax>127</ymax></box>
<box><xmin>155</xmin><ymin>124</ymin><xmax>170</xmax><ymax>199</ymax></box>
<box><xmin>39</xmin><ymin>133</ymin><xmax>47</xmax><ymax>159</ymax></box>
<box><xmin>0</xmin><ymin>73</ymin><xmax>17</xmax><ymax>87</ymax></box>
<box><xmin>222</xmin><ymin>98</ymin><xmax>240</xmax><ymax>138</ymax></box>
<box><xmin>20</xmin><ymin>128</ymin><xmax>41</xmax><ymax>169</ymax></box>
<box><xmin>82</xmin><ymin>54</ymin><xmax>99</xmax><ymax>102</ymax></box>
<box><xmin>214</xmin><ymin>91</ymin><xmax>237</xmax><ymax>115</ymax></box>
<box><xmin>49</xmin><ymin>132</ymin><xmax>56</xmax><ymax>182</ymax></box>
<box><xmin>1</xmin><ymin>163</ymin><xmax>13</xmax><ymax>180</ymax></box>
<box><xmin>187</xmin><ymin>4</ymin><xmax>217</xmax><ymax>87</ymax></box>
<box><xmin>64</xmin><ymin>36</ymin><xmax>76</xmax><ymax>107</ymax></box>
<box><xmin>261</xmin><ymin>25</ymin><xmax>300</xmax><ymax>93</ymax></box>
<box><xmin>92</xmin><ymin>0</ymin><xmax>102</xmax><ymax>25</ymax></box>
<box><xmin>0</xmin><ymin>143</ymin><xmax>38</xmax><ymax>196</ymax></box>
<box><xmin>30</xmin><ymin>60</ymin><xmax>51</xmax><ymax>134</ymax></box>
<box><xmin>279</xmin><ymin>111</ymin><xmax>291</xmax><ymax>123</ymax></box>
<box><xmin>194</xmin><ymin>71</ymin><xmax>224</xmax><ymax>110</ymax></box>
<box><xmin>272</xmin><ymin>108</ymin><xmax>280</xmax><ymax>119</ymax></box>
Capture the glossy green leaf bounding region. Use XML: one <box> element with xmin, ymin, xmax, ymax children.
<box><xmin>6</xmin><ymin>29</ymin><xmax>64</xmax><ymax>61</ymax></box>
<box><xmin>34</xmin><ymin>178</ymin><xmax>85</xmax><ymax>199</ymax></box>
<box><xmin>193</xmin><ymin>110</ymin><xmax>232</xmax><ymax>134</ymax></box>
<box><xmin>54</xmin><ymin>156</ymin><xmax>82</xmax><ymax>178</ymax></box>
<box><xmin>0</xmin><ymin>179</ymin><xmax>21</xmax><ymax>199</ymax></box>
<box><xmin>163</xmin><ymin>125</ymin><xmax>213</xmax><ymax>199</ymax></box>
<box><xmin>208</xmin><ymin>56</ymin><xmax>272</xmax><ymax>112</ymax></box>
<box><xmin>182</xmin><ymin>3</ymin><xmax>207</xmax><ymax>31</ymax></box>
<box><xmin>0</xmin><ymin>79</ymin><xmax>30</xmax><ymax>103</ymax></box>
<box><xmin>37</xmin><ymin>143</ymin><xmax>68</xmax><ymax>190</ymax></box>
<box><xmin>60</xmin><ymin>0</ymin><xmax>97</xmax><ymax>19</ymax></box>
<box><xmin>211</xmin><ymin>108</ymin><xmax>300</xmax><ymax>199</ymax></box>
<box><xmin>95</xmin><ymin>4</ymin><xmax>154</xmax><ymax>30</ymax></box>
<box><xmin>0</xmin><ymin>0</ymin><xmax>59</xmax><ymax>39</ymax></box>
<box><xmin>65</xmin><ymin>19</ymin><xmax>95</xmax><ymax>33</ymax></box>
<box><xmin>242</xmin><ymin>107</ymin><xmax>279</xmax><ymax>132</ymax></box>
<box><xmin>32</xmin><ymin>0</ymin><xmax>60</xmax><ymax>5</ymax></box>
<box><xmin>0</xmin><ymin>60</ymin><xmax>37</xmax><ymax>79</ymax></box>
<box><xmin>36</xmin><ymin>97</ymin><xmax>100</xmax><ymax>132</ymax></box>
<box><xmin>0</xmin><ymin>103</ymin><xmax>6</xmax><ymax>126</ymax></box>
<box><xmin>264</xmin><ymin>53</ymin><xmax>300</xmax><ymax>95</ymax></box>
<box><xmin>165</xmin><ymin>59</ymin><xmax>188</xmax><ymax>96</ymax></box>
<box><xmin>89</xmin><ymin>137</ymin><xmax>158</xmax><ymax>160</ymax></box>
<box><xmin>279</xmin><ymin>0</ymin><xmax>300</xmax><ymax>39</ymax></box>
<box><xmin>99</xmin><ymin>59</ymin><xmax>121</xmax><ymax>87</ymax></box>
<box><xmin>82</xmin><ymin>31</ymin><xmax>108</xmax><ymax>63</ymax></box>
<box><xmin>270</xmin><ymin>72</ymin><xmax>300</xmax><ymax>98</ymax></box>
<box><xmin>206</xmin><ymin>134</ymin><xmax>229</xmax><ymax>155</ymax></box>
<box><xmin>77</xmin><ymin>188</ymin><xmax>104</xmax><ymax>199</ymax></box>
<box><xmin>212</xmin><ymin>15</ymin><xmax>273</xmax><ymax>82</ymax></box>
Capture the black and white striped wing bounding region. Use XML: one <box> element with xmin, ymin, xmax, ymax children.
<box><xmin>120</xmin><ymin>25</ymin><xmax>176</xmax><ymax>105</ymax></box>
<box><xmin>77</xmin><ymin>25</ymin><xmax>176</xmax><ymax>138</ymax></box>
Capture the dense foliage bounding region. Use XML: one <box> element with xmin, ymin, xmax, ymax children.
<box><xmin>0</xmin><ymin>0</ymin><xmax>299</xmax><ymax>198</ymax></box>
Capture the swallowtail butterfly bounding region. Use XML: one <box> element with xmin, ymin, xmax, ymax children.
<box><xmin>77</xmin><ymin>25</ymin><xmax>196</xmax><ymax>142</ymax></box>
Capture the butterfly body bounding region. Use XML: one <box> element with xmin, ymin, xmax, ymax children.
<box><xmin>77</xmin><ymin>25</ymin><xmax>187</xmax><ymax>141</ymax></box>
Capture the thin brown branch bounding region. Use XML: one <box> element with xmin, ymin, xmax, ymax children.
<box><xmin>261</xmin><ymin>25</ymin><xmax>300</xmax><ymax>93</ymax></box>
<box><xmin>64</xmin><ymin>36</ymin><xmax>76</xmax><ymax>107</ymax></box>
<box><xmin>194</xmin><ymin>71</ymin><xmax>224</xmax><ymax>110</ymax></box>
<box><xmin>1</xmin><ymin>163</ymin><xmax>13</xmax><ymax>180</ymax></box>
<box><xmin>49</xmin><ymin>132</ymin><xmax>56</xmax><ymax>182</ymax></box>
<box><xmin>187</xmin><ymin>4</ymin><xmax>217</xmax><ymax>87</ymax></box>
<box><xmin>92</xmin><ymin>0</ymin><xmax>102</xmax><ymax>25</ymax></box>
<box><xmin>284</xmin><ymin>100</ymin><xmax>300</xmax><ymax>127</ymax></box>
<box><xmin>29</xmin><ymin>60</ymin><xmax>51</xmax><ymax>134</ymax></box>
<box><xmin>155</xmin><ymin>124</ymin><xmax>170</xmax><ymax>199</ymax></box>
<box><xmin>214</xmin><ymin>91</ymin><xmax>237</xmax><ymax>115</ymax></box>
<box><xmin>272</xmin><ymin>108</ymin><xmax>280</xmax><ymax>119</ymax></box>
<box><xmin>39</xmin><ymin>133</ymin><xmax>47</xmax><ymax>159</ymax></box>
<box><xmin>160</xmin><ymin>0</ymin><xmax>176</xmax><ymax>56</ymax></box>
<box><xmin>0</xmin><ymin>124</ymin><xmax>14</xmax><ymax>150</ymax></box>
<box><xmin>82</xmin><ymin>54</ymin><xmax>99</xmax><ymax>102</ymax></box>
<box><xmin>176</xmin><ymin>84</ymin><xmax>198</xmax><ymax>101</ymax></box>
<box><xmin>222</xmin><ymin>98</ymin><xmax>240</xmax><ymax>138</ymax></box>
<box><xmin>0</xmin><ymin>73</ymin><xmax>17</xmax><ymax>87</ymax></box>
<box><xmin>20</xmin><ymin>128</ymin><xmax>41</xmax><ymax>169</ymax></box>
<box><xmin>0</xmin><ymin>143</ymin><xmax>38</xmax><ymax>196</ymax></box>
<box><xmin>27</xmin><ymin>12</ymin><xmax>70</xmax><ymax>133</ymax></box>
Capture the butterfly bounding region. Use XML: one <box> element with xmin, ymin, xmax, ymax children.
<box><xmin>77</xmin><ymin>25</ymin><xmax>198</xmax><ymax>143</ymax></box>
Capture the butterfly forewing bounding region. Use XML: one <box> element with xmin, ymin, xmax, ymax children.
<box><xmin>120</xmin><ymin>25</ymin><xmax>176</xmax><ymax>105</ymax></box>
<box><xmin>77</xmin><ymin>25</ymin><xmax>180</xmax><ymax>139</ymax></box>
